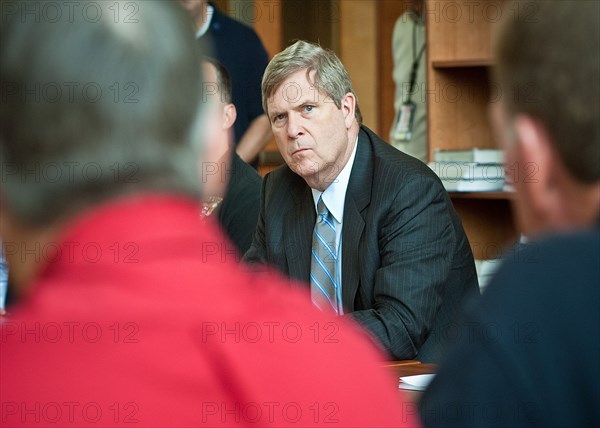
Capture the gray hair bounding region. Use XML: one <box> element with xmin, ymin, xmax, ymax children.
<box><xmin>0</xmin><ymin>1</ymin><xmax>206</xmax><ymax>226</ymax></box>
<box><xmin>262</xmin><ymin>40</ymin><xmax>362</xmax><ymax>124</ymax></box>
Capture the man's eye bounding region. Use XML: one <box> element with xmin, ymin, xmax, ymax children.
<box><xmin>274</xmin><ymin>114</ymin><xmax>285</xmax><ymax>122</ymax></box>
<box><xmin>304</xmin><ymin>105</ymin><xmax>314</xmax><ymax>112</ymax></box>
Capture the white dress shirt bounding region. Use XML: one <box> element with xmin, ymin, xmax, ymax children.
<box><xmin>311</xmin><ymin>136</ymin><xmax>359</xmax><ymax>314</ymax></box>
<box><xmin>195</xmin><ymin>4</ymin><xmax>214</xmax><ymax>38</ymax></box>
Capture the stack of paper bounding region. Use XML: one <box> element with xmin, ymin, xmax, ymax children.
<box><xmin>398</xmin><ymin>374</ymin><xmax>436</xmax><ymax>391</ymax></box>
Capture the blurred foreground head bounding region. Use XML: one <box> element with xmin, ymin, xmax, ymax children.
<box><xmin>0</xmin><ymin>0</ymin><xmax>205</xmax><ymax>290</ymax></box>
<box><xmin>493</xmin><ymin>0</ymin><xmax>599</xmax><ymax>236</ymax></box>
<box><xmin>0</xmin><ymin>0</ymin><xmax>204</xmax><ymax>228</ymax></box>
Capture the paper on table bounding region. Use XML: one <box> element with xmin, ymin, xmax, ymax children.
<box><xmin>398</xmin><ymin>374</ymin><xmax>436</xmax><ymax>391</ymax></box>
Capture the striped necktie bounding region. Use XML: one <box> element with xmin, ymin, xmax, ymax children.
<box><xmin>310</xmin><ymin>197</ymin><xmax>339</xmax><ymax>314</ymax></box>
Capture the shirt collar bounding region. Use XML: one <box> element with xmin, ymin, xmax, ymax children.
<box><xmin>311</xmin><ymin>136</ymin><xmax>359</xmax><ymax>224</ymax></box>
<box><xmin>195</xmin><ymin>4</ymin><xmax>214</xmax><ymax>38</ymax></box>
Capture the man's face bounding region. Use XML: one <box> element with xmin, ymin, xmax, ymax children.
<box><xmin>266</xmin><ymin>69</ymin><xmax>356</xmax><ymax>190</ymax></box>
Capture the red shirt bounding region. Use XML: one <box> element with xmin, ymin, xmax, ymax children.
<box><xmin>0</xmin><ymin>195</ymin><xmax>419</xmax><ymax>427</ymax></box>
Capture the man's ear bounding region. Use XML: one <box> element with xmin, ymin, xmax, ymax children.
<box><xmin>340</xmin><ymin>92</ymin><xmax>356</xmax><ymax>129</ymax></box>
<box><xmin>222</xmin><ymin>103</ymin><xmax>237</xmax><ymax>130</ymax></box>
<box><xmin>514</xmin><ymin>115</ymin><xmax>558</xmax><ymax>216</ymax></box>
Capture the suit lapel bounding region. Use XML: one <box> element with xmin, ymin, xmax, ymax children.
<box><xmin>342</xmin><ymin>127</ymin><xmax>373</xmax><ymax>311</ymax></box>
<box><xmin>284</xmin><ymin>181</ymin><xmax>315</xmax><ymax>284</ymax></box>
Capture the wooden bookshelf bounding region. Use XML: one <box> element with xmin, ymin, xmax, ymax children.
<box><xmin>427</xmin><ymin>0</ymin><xmax>518</xmax><ymax>259</ymax></box>
<box><xmin>448</xmin><ymin>191</ymin><xmax>515</xmax><ymax>200</ymax></box>
<box><xmin>451</xmin><ymin>198</ymin><xmax>518</xmax><ymax>260</ymax></box>
<box><xmin>432</xmin><ymin>59</ymin><xmax>494</xmax><ymax>68</ymax></box>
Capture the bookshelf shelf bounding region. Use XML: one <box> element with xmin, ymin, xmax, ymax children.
<box><xmin>427</xmin><ymin>0</ymin><xmax>516</xmax><ymax>260</ymax></box>
<box><xmin>432</xmin><ymin>59</ymin><xmax>494</xmax><ymax>68</ymax></box>
<box><xmin>449</xmin><ymin>191</ymin><xmax>515</xmax><ymax>200</ymax></box>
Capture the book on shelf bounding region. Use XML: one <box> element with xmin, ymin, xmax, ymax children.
<box><xmin>439</xmin><ymin>178</ymin><xmax>504</xmax><ymax>192</ymax></box>
<box><xmin>433</xmin><ymin>148</ymin><xmax>505</xmax><ymax>164</ymax></box>
<box><xmin>427</xmin><ymin>162</ymin><xmax>505</xmax><ymax>192</ymax></box>
<box><xmin>427</xmin><ymin>162</ymin><xmax>504</xmax><ymax>181</ymax></box>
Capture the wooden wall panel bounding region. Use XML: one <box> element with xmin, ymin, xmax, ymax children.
<box><xmin>339</xmin><ymin>1</ymin><xmax>377</xmax><ymax>131</ymax></box>
<box><xmin>213</xmin><ymin>0</ymin><xmax>229</xmax><ymax>12</ymax></box>
<box><xmin>253</xmin><ymin>0</ymin><xmax>282</xmax><ymax>58</ymax></box>
<box><xmin>427</xmin><ymin>0</ymin><xmax>501</xmax><ymax>63</ymax></box>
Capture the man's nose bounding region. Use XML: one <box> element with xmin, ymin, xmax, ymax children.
<box><xmin>287</xmin><ymin>113</ymin><xmax>304</xmax><ymax>140</ymax></box>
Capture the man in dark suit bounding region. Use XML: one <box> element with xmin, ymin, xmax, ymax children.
<box><xmin>420</xmin><ymin>2</ymin><xmax>600</xmax><ymax>427</ymax></box>
<box><xmin>244</xmin><ymin>40</ymin><xmax>479</xmax><ymax>361</ymax></box>
<box><xmin>200</xmin><ymin>57</ymin><xmax>262</xmax><ymax>255</ymax></box>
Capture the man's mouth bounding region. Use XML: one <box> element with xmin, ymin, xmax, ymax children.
<box><xmin>292</xmin><ymin>148</ymin><xmax>309</xmax><ymax>156</ymax></box>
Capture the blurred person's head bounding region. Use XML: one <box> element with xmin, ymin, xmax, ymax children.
<box><xmin>262</xmin><ymin>41</ymin><xmax>361</xmax><ymax>191</ymax></box>
<box><xmin>0</xmin><ymin>1</ymin><xmax>205</xmax><ymax>289</ymax></box>
<box><xmin>199</xmin><ymin>58</ymin><xmax>237</xmax><ymax>198</ymax></box>
<box><xmin>492</xmin><ymin>0</ymin><xmax>600</xmax><ymax>237</ymax></box>
<box><xmin>406</xmin><ymin>0</ymin><xmax>425</xmax><ymax>17</ymax></box>
<box><xmin>179</xmin><ymin>0</ymin><xmax>208</xmax><ymax>30</ymax></box>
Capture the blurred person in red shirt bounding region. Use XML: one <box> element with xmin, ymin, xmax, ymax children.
<box><xmin>0</xmin><ymin>1</ymin><xmax>418</xmax><ymax>427</ymax></box>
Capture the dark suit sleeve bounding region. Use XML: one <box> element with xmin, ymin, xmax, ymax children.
<box><xmin>349</xmin><ymin>174</ymin><xmax>457</xmax><ymax>359</ymax></box>
<box><xmin>242</xmin><ymin>172</ymin><xmax>269</xmax><ymax>265</ymax></box>
<box><xmin>217</xmin><ymin>154</ymin><xmax>262</xmax><ymax>256</ymax></box>
<box><xmin>218</xmin><ymin>186</ymin><xmax>260</xmax><ymax>256</ymax></box>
